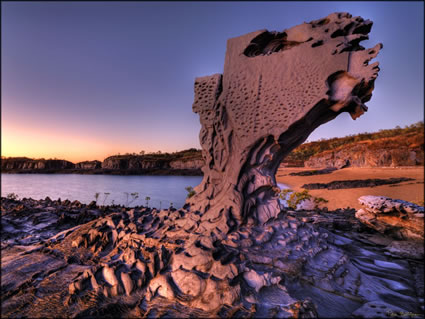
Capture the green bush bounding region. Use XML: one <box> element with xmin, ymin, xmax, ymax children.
<box><xmin>279</xmin><ymin>188</ymin><xmax>328</xmax><ymax>210</ymax></box>
<box><xmin>185</xmin><ymin>186</ymin><xmax>196</xmax><ymax>199</ymax></box>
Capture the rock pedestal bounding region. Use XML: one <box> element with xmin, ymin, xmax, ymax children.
<box><xmin>188</xmin><ymin>12</ymin><xmax>382</xmax><ymax>232</ymax></box>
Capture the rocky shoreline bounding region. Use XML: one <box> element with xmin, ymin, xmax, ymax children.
<box><xmin>1</xmin><ymin>196</ymin><xmax>424</xmax><ymax>318</ymax></box>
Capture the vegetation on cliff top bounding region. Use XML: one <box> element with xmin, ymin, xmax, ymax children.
<box><xmin>284</xmin><ymin>121</ymin><xmax>424</xmax><ymax>164</ymax></box>
<box><xmin>1</xmin><ymin>149</ymin><xmax>203</xmax><ymax>164</ymax></box>
<box><xmin>104</xmin><ymin>148</ymin><xmax>202</xmax><ymax>162</ymax></box>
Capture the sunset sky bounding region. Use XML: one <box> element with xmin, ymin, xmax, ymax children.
<box><xmin>2</xmin><ymin>1</ymin><xmax>424</xmax><ymax>163</ymax></box>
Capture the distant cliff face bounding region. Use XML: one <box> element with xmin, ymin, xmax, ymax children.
<box><xmin>75</xmin><ymin>161</ymin><xmax>102</xmax><ymax>169</ymax></box>
<box><xmin>101</xmin><ymin>156</ymin><xmax>170</xmax><ymax>170</ymax></box>
<box><xmin>169</xmin><ymin>159</ymin><xmax>204</xmax><ymax>170</ymax></box>
<box><xmin>101</xmin><ymin>156</ymin><xmax>205</xmax><ymax>171</ymax></box>
<box><xmin>1</xmin><ymin>150</ymin><xmax>204</xmax><ymax>174</ymax></box>
<box><xmin>305</xmin><ymin>143</ymin><xmax>424</xmax><ymax>168</ymax></box>
<box><xmin>1</xmin><ymin>158</ymin><xmax>75</xmax><ymax>171</ymax></box>
<box><xmin>283</xmin><ymin>125</ymin><xmax>424</xmax><ymax>168</ymax></box>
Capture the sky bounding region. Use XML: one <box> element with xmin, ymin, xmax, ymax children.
<box><xmin>2</xmin><ymin>1</ymin><xmax>424</xmax><ymax>163</ymax></box>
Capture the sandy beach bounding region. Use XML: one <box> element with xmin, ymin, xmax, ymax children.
<box><xmin>276</xmin><ymin>166</ymin><xmax>424</xmax><ymax>210</ymax></box>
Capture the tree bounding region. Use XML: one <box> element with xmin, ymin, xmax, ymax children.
<box><xmin>140</xmin><ymin>150</ymin><xmax>145</xmax><ymax>155</ymax></box>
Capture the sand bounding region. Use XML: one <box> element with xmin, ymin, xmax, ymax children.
<box><xmin>276</xmin><ymin>166</ymin><xmax>424</xmax><ymax>210</ymax></box>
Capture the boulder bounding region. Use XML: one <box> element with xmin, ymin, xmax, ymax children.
<box><xmin>355</xmin><ymin>195</ymin><xmax>424</xmax><ymax>240</ymax></box>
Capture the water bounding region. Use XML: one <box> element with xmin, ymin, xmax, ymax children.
<box><xmin>1</xmin><ymin>174</ymin><xmax>203</xmax><ymax>209</ymax></box>
<box><xmin>1</xmin><ymin>174</ymin><xmax>291</xmax><ymax>209</ymax></box>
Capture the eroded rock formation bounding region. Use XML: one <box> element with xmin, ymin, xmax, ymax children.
<box><xmin>188</xmin><ymin>12</ymin><xmax>382</xmax><ymax>230</ymax></box>
<box><xmin>5</xmin><ymin>13</ymin><xmax>422</xmax><ymax>319</ymax></box>
<box><xmin>356</xmin><ymin>195</ymin><xmax>424</xmax><ymax>241</ymax></box>
<box><xmin>2</xmin><ymin>197</ymin><xmax>423</xmax><ymax>318</ymax></box>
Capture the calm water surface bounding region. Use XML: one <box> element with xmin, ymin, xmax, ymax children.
<box><xmin>1</xmin><ymin>174</ymin><xmax>203</xmax><ymax>209</ymax></box>
<box><xmin>1</xmin><ymin>174</ymin><xmax>291</xmax><ymax>209</ymax></box>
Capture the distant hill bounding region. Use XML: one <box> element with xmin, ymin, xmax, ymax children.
<box><xmin>2</xmin><ymin>123</ymin><xmax>424</xmax><ymax>173</ymax></box>
<box><xmin>283</xmin><ymin>121</ymin><xmax>424</xmax><ymax>168</ymax></box>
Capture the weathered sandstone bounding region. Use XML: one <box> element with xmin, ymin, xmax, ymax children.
<box><xmin>188</xmin><ymin>12</ymin><xmax>382</xmax><ymax>229</ymax></box>
<box><xmin>169</xmin><ymin>159</ymin><xmax>204</xmax><ymax>170</ymax></box>
<box><xmin>75</xmin><ymin>160</ymin><xmax>101</xmax><ymax>169</ymax></box>
<box><xmin>4</xmin><ymin>13</ymin><xmax>422</xmax><ymax>319</ymax></box>
<box><xmin>305</xmin><ymin>145</ymin><xmax>424</xmax><ymax>168</ymax></box>
<box><xmin>356</xmin><ymin>195</ymin><xmax>424</xmax><ymax>241</ymax></box>
<box><xmin>1</xmin><ymin>158</ymin><xmax>75</xmax><ymax>170</ymax></box>
<box><xmin>1</xmin><ymin>197</ymin><xmax>423</xmax><ymax>317</ymax></box>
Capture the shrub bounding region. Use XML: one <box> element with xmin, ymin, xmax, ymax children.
<box><xmin>6</xmin><ymin>193</ymin><xmax>19</xmax><ymax>200</ymax></box>
<box><xmin>279</xmin><ymin>188</ymin><xmax>328</xmax><ymax>210</ymax></box>
<box><xmin>94</xmin><ymin>192</ymin><xmax>100</xmax><ymax>203</ymax></box>
<box><xmin>185</xmin><ymin>186</ymin><xmax>196</xmax><ymax>199</ymax></box>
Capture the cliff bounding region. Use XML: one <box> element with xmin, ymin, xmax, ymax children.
<box><xmin>100</xmin><ymin>149</ymin><xmax>204</xmax><ymax>173</ymax></box>
<box><xmin>1</xmin><ymin>157</ymin><xmax>76</xmax><ymax>171</ymax></box>
<box><xmin>305</xmin><ymin>132</ymin><xmax>424</xmax><ymax>168</ymax></box>
<box><xmin>75</xmin><ymin>160</ymin><xmax>101</xmax><ymax>169</ymax></box>
<box><xmin>283</xmin><ymin>122</ymin><xmax>424</xmax><ymax>168</ymax></box>
<box><xmin>1</xmin><ymin>149</ymin><xmax>204</xmax><ymax>175</ymax></box>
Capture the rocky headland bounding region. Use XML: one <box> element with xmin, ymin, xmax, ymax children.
<box><xmin>1</xmin><ymin>149</ymin><xmax>203</xmax><ymax>176</ymax></box>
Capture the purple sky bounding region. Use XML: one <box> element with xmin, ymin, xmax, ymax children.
<box><xmin>2</xmin><ymin>1</ymin><xmax>424</xmax><ymax>162</ymax></box>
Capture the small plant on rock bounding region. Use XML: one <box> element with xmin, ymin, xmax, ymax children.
<box><xmin>94</xmin><ymin>192</ymin><xmax>100</xmax><ymax>204</ymax></box>
<box><xmin>145</xmin><ymin>196</ymin><xmax>151</xmax><ymax>207</ymax></box>
<box><xmin>6</xmin><ymin>193</ymin><xmax>19</xmax><ymax>200</ymax></box>
<box><xmin>313</xmin><ymin>196</ymin><xmax>329</xmax><ymax>208</ymax></box>
<box><xmin>279</xmin><ymin>188</ymin><xmax>328</xmax><ymax>210</ymax></box>
<box><xmin>288</xmin><ymin>189</ymin><xmax>312</xmax><ymax>210</ymax></box>
<box><xmin>185</xmin><ymin>186</ymin><xmax>196</xmax><ymax>199</ymax></box>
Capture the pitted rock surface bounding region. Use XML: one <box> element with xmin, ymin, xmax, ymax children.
<box><xmin>188</xmin><ymin>12</ymin><xmax>382</xmax><ymax>230</ymax></box>
<box><xmin>4</xmin><ymin>13</ymin><xmax>420</xmax><ymax>319</ymax></box>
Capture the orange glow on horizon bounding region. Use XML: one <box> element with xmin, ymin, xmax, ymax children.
<box><xmin>1</xmin><ymin>121</ymin><xmax>186</xmax><ymax>163</ymax></box>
